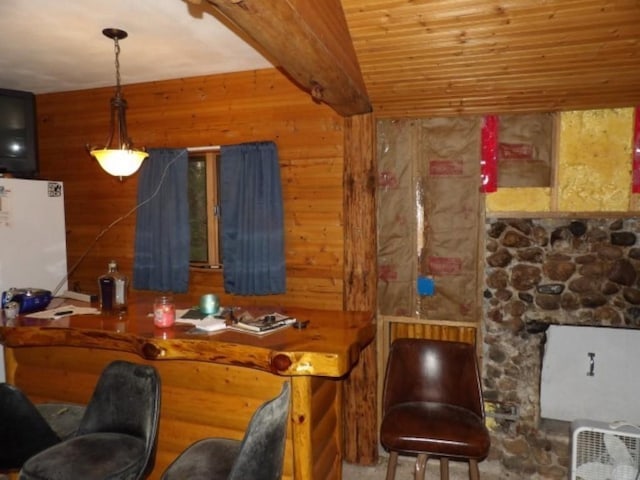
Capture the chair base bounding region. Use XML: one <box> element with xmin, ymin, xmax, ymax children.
<box><xmin>385</xmin><ymin>452</ymin><xmax>481</xmax><ymax>480</ymax></box>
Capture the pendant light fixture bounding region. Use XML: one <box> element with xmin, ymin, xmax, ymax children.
<box><xmin>88</xmin><ymin>28</ymin><xmax>148</xmax><ymax>179</ymax></box>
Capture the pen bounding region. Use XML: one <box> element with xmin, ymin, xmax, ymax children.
<box><xmin>54</xmin><ymin>310</ymin><xmax>74</xmax><ymax>317</ymax></box>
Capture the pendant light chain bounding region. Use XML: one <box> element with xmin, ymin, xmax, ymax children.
<box><xmin>113</xmin><ymin>37</ymin><xmax>122</xmax><ymax>95</ymax></box>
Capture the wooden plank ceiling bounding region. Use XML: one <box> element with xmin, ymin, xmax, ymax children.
<box><xmin>196</xmin><ymin>0</ymin><xmax>638</xmax><ymax>118</ymax></box>
<box><xmin>341</xmin><ymin>0</ymin><xmax>640</xmax><ymax>118</ymax></box>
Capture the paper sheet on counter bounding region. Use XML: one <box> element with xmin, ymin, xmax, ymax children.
<box><xmin>26</xmin><ymin>304</ymin><xmax>101</xmax><ymax>319</ymax></box>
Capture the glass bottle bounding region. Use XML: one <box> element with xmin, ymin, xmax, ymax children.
<box><xmin>98</xmin><ymin>260</ymin><xmax>128</xmax><ymax>312</ymax></box>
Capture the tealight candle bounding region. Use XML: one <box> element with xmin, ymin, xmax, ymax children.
<box><xmin>199</xmin><ymin>293</ymin><xmax>219</xmax><ymax>315</ymax></box>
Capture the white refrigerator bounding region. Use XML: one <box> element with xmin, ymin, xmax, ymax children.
<box><xmin>0</xmin><ymin>177</ymin><xmax>68</xmax><ymax>381</ymax></box>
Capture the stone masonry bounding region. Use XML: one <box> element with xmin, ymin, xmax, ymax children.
<box><xmin>483</xmin><ymin>217</ymin><xmax>640</xmax><ymax>479</ymax></box>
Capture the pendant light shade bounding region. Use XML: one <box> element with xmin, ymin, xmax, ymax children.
<box><xmin>88</xmin><ymin>28</ymin><xmax>148</xmax><ymax>179</ymax></box>
<box><xmin>92</xmin><ymin>148</ymin><xmax>148</xmax><ymax>177</ymax></box>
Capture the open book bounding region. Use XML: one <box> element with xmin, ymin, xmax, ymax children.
<box><xmin>230</xmin><ymin>312</ymin><xmax>296</xmax><ymax>335</ymax></box>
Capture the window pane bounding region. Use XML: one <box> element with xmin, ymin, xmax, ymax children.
<box><xmin>188</xmin><ymin>156</ymin><xmax>208</xmax><ymax>262</ymax></box>
<box><xmin>215</xmin><ymin>157</ymin><xmax>222</xmax><ymax>263</ymax></box>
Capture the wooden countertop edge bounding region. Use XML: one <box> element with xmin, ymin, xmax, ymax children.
<box><xmin>0</xmin><ymin>321</ymin><xmax>376</xmax><ymax>378</ymax></box>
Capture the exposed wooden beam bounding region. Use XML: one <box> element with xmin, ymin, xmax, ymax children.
<box><xmin>201</xmin><ymin>0</ymin><xmax>371</xmax><ymax>117</ymax></box>
<box><xmin>343</xmin><ymin>113</ymin><xmax>378</xmax><ymax>464</ymax></box>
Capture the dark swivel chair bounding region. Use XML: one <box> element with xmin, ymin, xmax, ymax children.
<box><xmin>20</xmin><ymin>360</ymin><xmax>161</xmax><ymax>480</ymax></box>
<box><xmin>161</xmin><ymin>382</ymin><xmax>290</xmax><ymax>480</ymax></box>
<box><xmin>0</xmin><ymin>383</ymin><xmax>62</xmax><ymax>471</ymax></box>
<box><xmin>380</xmin><ymin>338</ymin><xmax>491</xmax><ymax>480</ymax></box>
<box><xmin>0</xmin><ymin>384</ymin><xmax>86</xmax><ymax>472</ymax></box>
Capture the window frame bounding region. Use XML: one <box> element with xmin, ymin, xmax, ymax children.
<box><xmin>188</xmin><ymin>149</ymin><xmax>222</xmax><ymax>269</ymax></box>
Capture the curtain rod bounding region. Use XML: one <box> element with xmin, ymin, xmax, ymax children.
<box><xmin>187</xmin><ymin>145</ymin><xmax>221</xmax><ymax>153</ymax></box>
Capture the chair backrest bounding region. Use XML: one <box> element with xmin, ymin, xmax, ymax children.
<box><xmin>0</xmin><ymin>383</ymin><xmax>61</xmax><ymax>470</ymax></box>
<box><xmin>382</xmin><ymin>338</ymin><xmax>484</xmax><ymax>418</ymax></box>
<box><xmin>228</xmin><ymin>382</ymin><xmax>291</xmax><ymax>480</ymax></box>
<box><xmin>76</xmin><ymin>360</ymin><xmax>161</xmax><ymax>478</ymax></box>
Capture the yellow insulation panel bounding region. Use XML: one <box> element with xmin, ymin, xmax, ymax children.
<box><xmin>557</xmin><ymin>108</ymin><xmax>634</xmax><ymax>211</ymax></box>
<box><xmin>486</xmin><ymin>187</ymin><xmax>551</xmax><ymax>213</ymax></box>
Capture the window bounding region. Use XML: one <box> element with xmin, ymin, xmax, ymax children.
<box><xmin>188</xmin><ymin>150</ymin><xmax>222</xmax><ymax>267</ymax></box>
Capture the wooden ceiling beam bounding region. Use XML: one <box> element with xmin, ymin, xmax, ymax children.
<box><xmin>200</xmin><ymin>0</ymin><xmax>371</xmax><ymax>117</ymax></box>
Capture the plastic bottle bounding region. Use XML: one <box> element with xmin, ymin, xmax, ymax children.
<box><xmin>98</xmin><ymin>260</ymin><xmax>128</xmax><ymax>312</ymax></box>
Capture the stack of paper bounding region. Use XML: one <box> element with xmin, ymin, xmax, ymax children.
<box><xmin>176</xmin><ymin>309</ymin><xmax>227</xmax><ymax>332</ymax></box>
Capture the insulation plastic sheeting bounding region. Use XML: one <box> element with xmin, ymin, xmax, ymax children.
<box><xmin>377</xmin><ymin>117</ymin><xmax>482</xmax><ymax>322</ymax></box>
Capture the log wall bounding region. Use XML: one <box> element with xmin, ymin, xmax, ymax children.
<box><xmin>36</xmin><ymin>68</ymin><xmax>345</xmax><ymax>310</ymax></box>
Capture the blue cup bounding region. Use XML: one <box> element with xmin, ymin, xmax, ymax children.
<box><xmin>199</xmin><ymin>294</ymin><xmax>219</xmax><ymax>315</ymax></box>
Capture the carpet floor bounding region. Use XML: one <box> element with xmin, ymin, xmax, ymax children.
<box><xmin>343</xmin><ymin>454</ymin><xmax>502</xmax><ymax>480</ymax></box>
<box><xmin>3</xmin><ymin>455</ymin><xmax>500</xmax><ymax>480</ymax></box>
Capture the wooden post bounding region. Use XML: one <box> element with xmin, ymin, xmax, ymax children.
<box><xmin>342</xmin><ymin>112</ymin><xmax>378</xmax><ymax>464</ymax></box>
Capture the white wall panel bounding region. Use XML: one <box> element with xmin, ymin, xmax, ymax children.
<box><xmin>541</xmin><ymin>325</ymin><xmax>640</xmax><ymax>424</ymax></box>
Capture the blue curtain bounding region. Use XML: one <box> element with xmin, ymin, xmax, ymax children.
<box><xmin>221</xmin><ymin>141</ymin><xmax>286</xmax><ymax>295</ymax></box>
<box><xmin>133</xmin><ymin>148</ymin><xmax>190</xmax><ymax>292</ymax></box>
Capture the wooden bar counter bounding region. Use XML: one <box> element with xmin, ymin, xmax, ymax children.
<box><xmin>0</xmin><ymin>295</ymin><xmax>375</xmax><ymax>480</ymax></box>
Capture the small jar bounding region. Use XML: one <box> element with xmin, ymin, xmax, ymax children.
<box><xmin>153</xmin><ymin>296</ymin><xmax>175</xmax><ymax>328</ymax></box>
<box><xmin>3</xmin><ymin>301</ymin><xmax>19</xmax><ymax>321</ymax></box>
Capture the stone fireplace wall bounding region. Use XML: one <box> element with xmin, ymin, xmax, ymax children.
<box><xmin>482</xmin><ymin>217</ymin><xmax>640</xmax><ymax>479</ymax></box>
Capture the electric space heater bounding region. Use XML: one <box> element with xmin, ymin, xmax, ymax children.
<box><xmin>572</xmin><ymin>419</ymin><xmax>640</xmax><ymax>480</ymax></box>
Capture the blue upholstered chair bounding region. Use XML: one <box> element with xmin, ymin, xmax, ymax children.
<box><xmin>161</xmin><ymin>382</ymin><xmax>290</xmax><ymax>480</ymax></box>
<box><xmin>19</xmin><ymin>360</ymin><xmax>161</xmax><ymax>480</ymax></box>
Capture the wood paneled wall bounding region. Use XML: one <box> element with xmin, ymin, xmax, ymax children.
<box><xmin>36</xmin><ymin>68</ymin><xmax>345</xmax><ymax>310</ymax></box>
